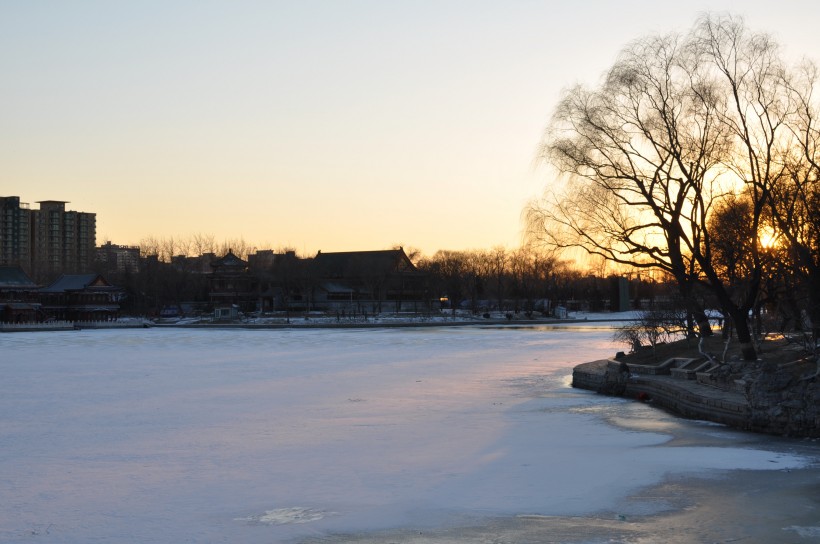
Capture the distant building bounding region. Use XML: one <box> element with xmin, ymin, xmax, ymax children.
<box><xmin>249</xmin><ymin>250</ymin><xmax>306</xmax><ymax>313</ymax></box>
<box><xmin>39</xmin><ymin>273</ymin><xmax>121</xmax><ymax>321</ymax></box>
<box><xmin>170</xmin><ymin>252</ymin><xmax>215</xmax><ymax>274</ymax></box>
<box><xmin>247</xmin><ymin>249</ymin><xmax>277</xmax><ymax>273</ymax></box>
<box><xmin>0</xmin><ymin>265</ymin><xmax>41</xmax><ymax>322</ymax></box>
<box><xmin>609</xmin><ymin>276</ymin><xmax>631</xmax><ymax>312</ymax></box>
<box><xmin>204</xmin><ymin>247</ymin><xmax>430</xmax><ymax>314</ymax></box>
<box><xmin>209</xmin><ymin>250</ymin><xmax>258</xmax><ymax>315</ymax></box>
<box><xmin>96</xmin><ymin>241</ymin><xmax>140</xmax><ymax>274</ymax></box>
<box><xmin>0</xmin><ymin>196</ymin><xmax>32</xmax><ymax>272</ymax></box>
<box><xmin>0</xmin><ymin>196</ymin><xmax>97</xmax><ymax>282</ymax></box>
<box><xmin>32</xmin><ymin>200</ymin><xmax>96</xmax><ymax>281</ymax></box>
<box><xmin>309</xmin><ymin>248</ymin><xmax>426</xmax><ymax>313</ymax></box>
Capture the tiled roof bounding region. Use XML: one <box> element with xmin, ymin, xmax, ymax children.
<box><xmin>0</xmin><ymin>266</ymin><xmax>38</xmax><ymax>289</ymax></box>
<box><xmin>311</xmin><ymin>249</ymin><xmax>414</xmax><ymax>278</ymax></box>
<box><xmin>40</xmin><ymin>274</ymin><xmax>113</xmax><ymax>293</ymax></box>
<box><xmin>319</xmin><ymin>282</ymin><xmax>356</xmax><ymax>294</ymax></box>
<box><xmin>212</xmin><ymin>251</ymin><xmax>248</xmax><ymax>269</ymax></box>
<box><xmin>0</xmin><ymin>302</ymin><xmax>41</xmax><ymax>310</ymax></box>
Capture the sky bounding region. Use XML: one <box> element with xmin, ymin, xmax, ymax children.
<box><xmin>2</xmin><ymin>1</ymin><xmax>819</xmax><ymax>257</ymax></box>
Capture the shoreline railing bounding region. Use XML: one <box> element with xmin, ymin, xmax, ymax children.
<box><xmin>0</xmin><ymin>320</ymin><xmax>150</xmax><ymax>331</ymax></box>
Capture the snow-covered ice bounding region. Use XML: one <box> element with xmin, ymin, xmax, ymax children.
<box><xmin>0</xmin><ymin>324</ymin><xmax>814</xmax><ymax>543</ymax></box>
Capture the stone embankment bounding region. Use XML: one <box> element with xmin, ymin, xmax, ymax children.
<box><xmin>573</xmin><ymin>357</ymin><xmax>820</xmax><ymax>437</ymax></box>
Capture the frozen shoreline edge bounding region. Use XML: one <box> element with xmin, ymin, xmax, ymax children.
<box><xmin>155</xmin><ymin>317</ymin><xmax>632</xmax><ymax>330</ymax></box>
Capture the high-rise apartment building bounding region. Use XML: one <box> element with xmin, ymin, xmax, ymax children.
<box><xmin>0</xmin><ymin>197</ymin><xmax>96</xmax><ymax>282</ymax></box>
<box><xmin>0</xmin><ymin>196</ymin><xmax>32</xmax><ymax>271</ymax></box>
<box><xmin>32</xmin><ymin>201</ymin><xmax>96</xmax><ymax>281</ymax></box>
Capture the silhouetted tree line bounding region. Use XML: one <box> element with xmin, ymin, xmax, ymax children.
<box><xmin>94</xmin><ymin>236</ymin><xmax>674</xmax><ymax>318</ymax></box>
<box><xmin>418</xmin><ymin>247</ymin><xmax>675</xmax><ymax>316</ymax></box>
<box><xmin>417</xmin><ymin>246</ymin><xmax>563</xmax><ymax>315</ymax></box>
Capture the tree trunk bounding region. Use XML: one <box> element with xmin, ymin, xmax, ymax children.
<box><xmin>808</xmin><ymin>272</ymin><xmax>820</xmax><ymax>349</ymax></box>
<box><xmin>677</xmin><ymin>280</ymin><xmax>713</xmax><ymax>337</ymax></box>
<box><xmin>693</xmin><ymin>307</ymin><xmax>714</xmax><ymax>338</ymax></box>
<box><xmin>729</xmin><ymin>307</ymin><xmax>758</xmax><ymax>361</ymax></box>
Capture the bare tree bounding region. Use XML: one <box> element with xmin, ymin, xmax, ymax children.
<box><xmin>530</xmin><ymin>14</ymin><xmax>806</xmax><ymax>360</ymax></box>
<box><xmin>418</xmin><ymin>250</ymin><xmax>468</xmax><ymax>316</ymax></box>
<box><xmin>773</xmin><ymin>61</ymin><xmax>820</xmax><ymax>347</ymax></box>
<box><xmin>486</xmin><ymin>246</ymin><xmax>509</xmax><ymax>313</ymax></box>
<box><xmin>138</xmin><ymin>236</ymin><xmax>162</xmax><ymax>259</ymax></box>
<box><xmin>708</xmin><ymin>194</ymin><xmax>757</xmax><ymax>289</ymax></box>
<box><xmin>529</xmin><ymin>28</ymin><xmax>720</xmax><ymax>339</ymax></box>
<box><xmin>216</xmin><ymin>238</ymin><xmax>253</xmax><ymax>260</ymax></box>
<box><xmin>509</xmin><ymin>246</ymin><xmax>554</xmax><ymax>315</ymax></box>
<box><xmin>615</xmin><ymin>303</ymin><xmax>689</xmax><ymax>361</ymax></box>
<box><xmin>191</xmin><ymin>233</ymin><xmax>217</xmax><ymax>256</ymax></box>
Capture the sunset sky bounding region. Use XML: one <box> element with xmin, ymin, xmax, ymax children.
<box><xmin>2</xmin><ymin>1</ymin><xmax>819</xmax><ymax>257</ymax></box>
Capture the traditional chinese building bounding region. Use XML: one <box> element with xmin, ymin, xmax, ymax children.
<box><xmin>309</xmin><ymin>248</ymin><xmax>426</xmax><ymax>313</ymax></box>
<box><xmin>0</xmin><ymin>265</ymin><xmax>41</xmax><ymax>322</ymax></box>
<box><xmin>209</xmin><ymin>250</ymin><xmax>258</xmax><ymax>317</ymax></box>
<box><xmin>39</xmin><ymin>274</ymin><xmax>122</xmax><ymax>321</ymax></box>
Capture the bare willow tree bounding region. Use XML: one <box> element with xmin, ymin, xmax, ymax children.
<box><xmin>694</xmin><ymin>15</ymin><xmax>800</xmax><ymax>359</ymax></box>
<box><xmin>528</xmin><ymin>25</ymin><xmax>725</xmax><ymax>341</ymax></box>
<box><xmin>529</xmin><ymin>14</ymin><xmax>806</xmax><ymax>360</ymax></box>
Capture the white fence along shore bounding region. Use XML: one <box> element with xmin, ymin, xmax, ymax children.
<box><xmin>0</xmin><ymin>320</ymin><xmax>149</xmax><ymax>332</ymax></box>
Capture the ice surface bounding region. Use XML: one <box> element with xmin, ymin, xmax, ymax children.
<box><xmin>0</xmin><ymin>326</ymin><xmax>813</xmax><ymax>543</ymax></box>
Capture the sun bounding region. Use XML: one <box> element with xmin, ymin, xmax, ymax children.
<box><xmin>759</xmin><ymin>227</ymin><xmax>778</xmax><ymax>249</ymax></box>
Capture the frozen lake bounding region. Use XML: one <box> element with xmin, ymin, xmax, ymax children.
<box><xmin>1</xmin><ymin>325</ymin><xmax>816</xmax><ymax>543</ymax></box>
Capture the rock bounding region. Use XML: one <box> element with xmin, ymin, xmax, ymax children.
<box><xmin>598</xmin><ymin>360</ymin><xmax>630</xmax><ymax>396</ymax></box>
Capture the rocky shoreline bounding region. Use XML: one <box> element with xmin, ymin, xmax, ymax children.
<box><xmin>572</xmin><ymin>335</ymin><xmax>820</xmax><ymax>438</ymax></box>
